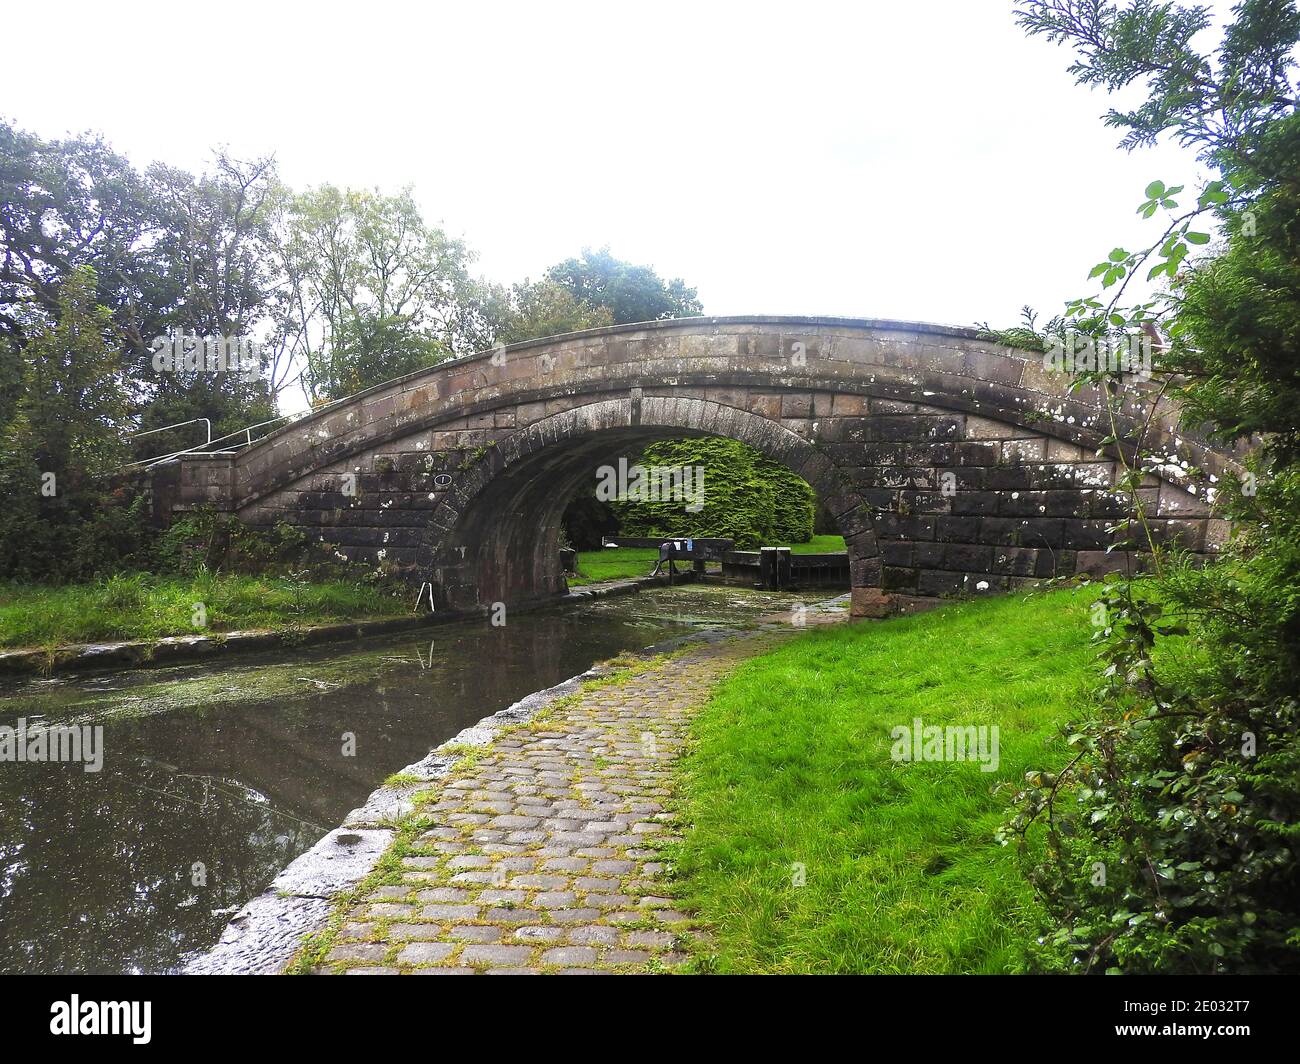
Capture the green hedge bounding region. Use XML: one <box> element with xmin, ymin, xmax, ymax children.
<box><xmin>609</xmin><ymin>438</ymin><xmax>814</xmax><ymax>549</ymax></box>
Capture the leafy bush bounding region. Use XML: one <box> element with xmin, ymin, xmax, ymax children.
<box><xmin>1005</xmin><ymin>556</ymin><xmax>1300</xmax><ymax>973</ymax></box>
<box><xmin>610</xmin><ymin>437</ymin><xmax>815</xmax><ymax>549</ymax></box>
<box><xmin>154</xmin><ymin>505</ymin><xmax>385</xmax><ymax>584</ymax></box>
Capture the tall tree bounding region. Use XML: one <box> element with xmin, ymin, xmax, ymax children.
<box><xmin>546</xmin><ymin>247</ymin><xmax>702</xmax><ymax>325</ymax></box>
<box><xmin>0</xmin><ymin>121</ymin><xmax>285</xmax><ymax>460</ymax></box>
<box><xmin>133</xmin><ymin>152</ymin><xmax>281</xmax><ymax>458</ymax></box>
<box><xmin>276</xmin><ymin>185</ymin><xmax>497</xmax><ymax>403</ymax></box>
<box><xmin>0</xmin><ymin>120</ymin><xmax>166</xmax><ymax>383</ymax></box>
<box><xmin>491</xmin><ymin>277</ymin><xmax>613</xmax><ymax>345</ymax></box>
<box><xmin>0</xmin><ymin>268</ymin><xmax>140</xmax><ymax>580</ymax></box>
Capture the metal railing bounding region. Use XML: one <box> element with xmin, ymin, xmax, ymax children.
<box><xmin>126</xmin><ymin>414</ymin><xmax>300</xmax><ymax>469</ymax></box>
<box><xmin>124</xmin><ymin>369</ymin><xmax>430</xmax><ymax>471</ymax></box>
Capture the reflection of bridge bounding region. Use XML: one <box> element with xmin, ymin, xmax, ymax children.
<box><xmin>151</xmin><ymin>316</ymin><xmax>1239</xmax><ymax>617</ymax></box>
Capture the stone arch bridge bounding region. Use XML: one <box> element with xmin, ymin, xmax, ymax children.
<box><xmin>153</xmin><ymin>316</ymin><xmax>1236</xmax><ymax>617</ymax></box>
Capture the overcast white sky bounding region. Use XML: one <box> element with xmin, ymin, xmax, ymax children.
<box><xmin>5</xmin><ymin>0</ymin><xmax>1220</xmax><ymax>330</ymax></box>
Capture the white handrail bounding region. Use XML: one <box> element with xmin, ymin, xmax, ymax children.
<box><xmin>129</xmin><ymin>417</ymin><xmax>212</xmax><ymax>444</ymax></box>
<box><xmin>126</xmin><ymin>415</ymin><xmax>295</xmax><ymax>468</ymax></box>
<box><xmin>124</xmin><ymin>375</ymin><xmax>410</xmax><ymax>470</ymax></box>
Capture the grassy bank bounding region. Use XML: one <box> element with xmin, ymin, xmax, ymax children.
<box><xmin>569</xmin><ymin>535</ymin><xmax>847</xmax><ymax>586</ymax></box>
<box><xmin>673</xmin><ymin>584</ymin><xmax>1100</xmax><ymax>974</ymax></box>
<box><xmin>569</xmin><ymin>547</ymin><xmax>660</xmax><ymax>586</ymax></box>
<box><xmin>0</xmin><ymin>573</ymin><xmax>407</xmax><ymax>649</ymax></box>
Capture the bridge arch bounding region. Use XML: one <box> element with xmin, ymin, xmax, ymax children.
<box><xmin>417</xmin><ymin>396</ymin><xmax>880</xmax><ymax>610</ymax></box>
<box><xmin>156</xmin><ymin>316</ymin><xmax>1239</xmax><ymax>616</ymax></box>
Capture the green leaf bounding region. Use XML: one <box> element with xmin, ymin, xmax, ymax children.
<box><xmin>1198</xmin><ymin>181</ymin><xmax>1229</xmax><ymax>208</ymax></box>
<box><xmin>1144</xmin><ymin>180</ymin><xmax>1166</xmax><ymax>199</ymax></box>
<box><xmin>1185</xmin><ymin>231</ymin><xmax>1210</xmax><ymax>244</ymax></box>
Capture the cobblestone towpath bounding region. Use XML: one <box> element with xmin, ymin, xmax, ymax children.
<box><xmin>312</xmin><ymin>629</ymin><xmax>796</xmax><ymax>975</ymax></box>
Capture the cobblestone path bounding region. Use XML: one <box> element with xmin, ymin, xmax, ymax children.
<box><xmin>316</xmin><ymin>631</ymin><xmax>791</xmax><ymax>975</ymax></box>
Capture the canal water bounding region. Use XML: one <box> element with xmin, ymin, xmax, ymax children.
<box><xmin>0</xmin><ymin>584</ymin><xmax>815</xmax><ymax>974</ymax></box>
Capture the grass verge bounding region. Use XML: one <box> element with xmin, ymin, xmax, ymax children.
<box><xmin>569</xmin><ymin>547</ymin><xmax>660</xmax><ymax>586</ymax></box>
<box><xmin>672</xmin><ymin>584</ymin><xmax>1100</xmax><ymax>974</ymax></box>
<box><xmin>0</xmin><ymin>572</ymin><xmax>408</xmax><ymax>649</ymax></box>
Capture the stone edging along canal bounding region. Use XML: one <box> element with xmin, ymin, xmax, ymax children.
<box><xmin>0</xmin><ymin>573</ymin><xmax>693</xmax><ymax>678</ymax></box>
<box><xmin>184</xmin><ymin>627</ymin><xmax>735</xmax><ymax>975</ymax></box>
<box><xmin>186</xmin><ymin>593</ymin><xmax>850</xmax><ymax>975</ymax></box>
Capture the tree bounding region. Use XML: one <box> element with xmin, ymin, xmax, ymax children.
<box><xmin>0</xmin><ymin>121</ymin><xmax>285</xmax><ymax>461</ymax></box>
<box><xmin>328</xmin><ymin>311</ymin><xmax>449</xmax><ymax>396</ymax></box>
<box><xmin>0</xmin><ymin>268</ymin><xmax>142</xmax><ymax>580</ymax></box>
<box><xmin>277</xmin><ymin>185</ymin><xmax>496</xmax><ymax>402</ymax></box>
<box><xmin>0</xmin><ymin>120</ymin><xmax>167</xmax><ymax>377</ymax></box>
<box><xmin>133</xmin><ymin>152</ymin><xmax>282</xmax><ymax>459</ymax></box>
<box><xmin>1173</xmin><ymin>113</ymin><xmax>1300</xmax><ymax>457</ymax></box>
<box><xmin>546</xmin><ymin>247</ymin><xmax>702</xmax><ymax>325</ymax></box>
<box><xmin>491</xmin><ymin>278</ymin><xmax>613</xmax><ymax>345</ymax></box>
<box><xmin>1016</xmin><ymin>0</ymin><xmax>1298</xmax><ymax>167</ymax></box>
<box><xmin>144</xmin><ymin>154</ymin><xmax>280</xmax><ymax>345</ymax></box>
<box><xmin>1002</xmin><ymin>0</ymin><xmax>1300</xmax><ymax>974</ymax></box>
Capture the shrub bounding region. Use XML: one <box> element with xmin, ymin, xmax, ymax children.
<box><xmin>610</xmin><ymin>437</ymin><xmax>815</xmax><ymax>549</ymax></box>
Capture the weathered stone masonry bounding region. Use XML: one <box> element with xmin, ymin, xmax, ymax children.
<box><xmin>154</xmin><ymin>316</ymin><xmax>1241</xmax><ymax>616</ymax></box>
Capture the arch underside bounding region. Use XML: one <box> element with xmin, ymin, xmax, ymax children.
<box><xmin>429</xmin><ymin>425</ymin><xmax>723</xmax><ymax>608</ymax></box>
<box><xmin>414</xmin><ymin>398</ymin><xmax>880</xmax><ymax>611</ymax></box>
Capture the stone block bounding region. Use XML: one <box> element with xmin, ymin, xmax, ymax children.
<box><xmin>850</xmin><ymin>587</ymin><xmax>893</xmax><ymax>618</ymax></box>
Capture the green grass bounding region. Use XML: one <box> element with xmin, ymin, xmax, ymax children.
<box><xmin>568</xmin><ymin>535</ymin><xmax>847</xmax><ymax>586</ymax></box>
<box><xmin>782</xmin><ymin>534</ymin><xmax>845</xmax><ymax>554</ymax></box>
<box><xmin>0</xmin><ymin>572</ymin><xmax>408</xmax><ymax>649</ymax></box>
<box><xmin>673</xmin><ymin>584</ymin><xmax>1101</xmax><ymax>974</ymax></box>
<box><xmin>569</xmin><ymin>547</ymin><xmax>660</xmax><ymax>586</ymax></box>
